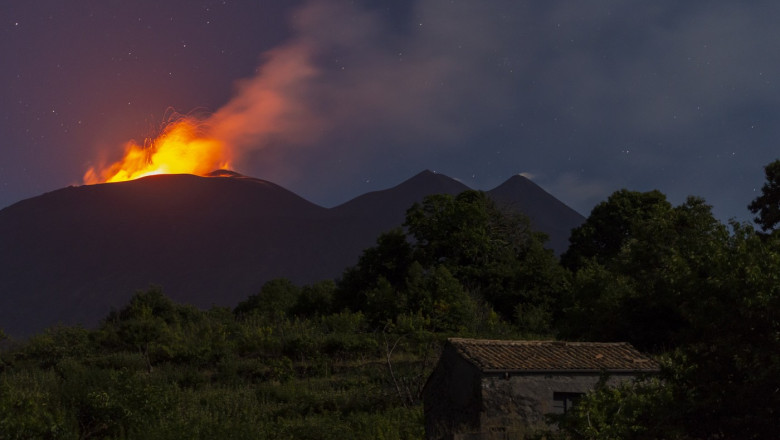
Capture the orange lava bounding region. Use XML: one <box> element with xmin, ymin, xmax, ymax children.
<box><xmin>83</xmin><ymin>117</ymin><xmax>231</xmax><ymax>184</ymax></box>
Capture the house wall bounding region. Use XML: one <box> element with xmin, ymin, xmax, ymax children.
<box><xmin>478</xmin><ymin>372</ymin><xmax>640</xmax><ymax>439</ymax></box>
<box><xmin>423</xmin><ymin>345</ymin><xmax>483</xmax><ymax>440</ymax></box>
<box><xmin>423</xmin><ymin>343</ymin><xmax>653</xmax><ymax>440</ymax></box>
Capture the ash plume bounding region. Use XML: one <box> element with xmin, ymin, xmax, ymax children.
<box><xmin>202</xmin><ymin>0</ymin><xmax>515</xmax><ymax>181</ymax></box>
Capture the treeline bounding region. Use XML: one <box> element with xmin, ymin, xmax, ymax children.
<box><xmin>2</xmin><ymin>161</ymin><xmax>780</xmax><ymax>439</ymax></box>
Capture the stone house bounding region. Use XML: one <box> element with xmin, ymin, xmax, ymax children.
<box><xmin>422</xmin><ymin>338</ymin><xmax>660</xmax><ymax>440</ymax></box>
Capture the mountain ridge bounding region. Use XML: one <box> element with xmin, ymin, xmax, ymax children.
<box><xmin>0</xmin><ymin>171</ymin><xmax>584</xmax><ymax>337</ymax></box>
<box><xmin>485</xmin><ymin>174</ymin><xmax>585</xmax><ymax>253</ymax></box>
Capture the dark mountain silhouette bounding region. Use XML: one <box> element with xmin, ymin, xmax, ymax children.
<box><xmin>486</xmin><ymin>175</ymin><xmax>585</xmax><ymax>254</ymax></box>
<box><xmin>329</xmin><ymin>171</ymin><xmax>472</xmax><ymax>259</ymax></box>
<box><xmin>0</xmin><ymin>170</ymin><xmax>583</xmax><ymax>337</ymax></box>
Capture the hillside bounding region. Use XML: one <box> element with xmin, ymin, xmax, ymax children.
<box><xmin>486</xmin><ymin>175</ymin><xmax>584</xmax><ymax>254</ymax></box>
<box><xmin>0</xmin><ymin>171</ymin><xmax>583</xmax><ymax>337</ymax></box>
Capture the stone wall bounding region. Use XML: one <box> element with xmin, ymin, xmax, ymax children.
<box><xmin>423</xmin><ymin>341</ymin><xmax>649</xmax><ymax>439</ymax></box>
<box><xmin>423</xmin><ymin>344</ymin><xmax>483</xmax><ymax>440</ymax></box>
<box><xmin>478</xmin><ymin>372</ymin><xmax>640</xmax><ymax>438</ymax></box>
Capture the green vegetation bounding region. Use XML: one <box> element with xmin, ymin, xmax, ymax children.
<box><xmin>335</xmin><ymin>191</ymin><xmax>565</xmax><ymax>335</ymax></box>
<box><xmin>748</xmin><ymin>158</ymin><xmax>780</xmax><ymax>232</ymax></box>
<box><xmin>0</xmin><ymin>290</ymin><xmax>435</xmax><ymax>439</ymax></box>
<box><xmin>547</xmin><ymin>166</ymin><xmax>780</xmax><ymax>439</ymax></box>
<box><xmin>2</xmin><ymin>164</ymin><xmax>780</xmax><ymax>439</ymax></box>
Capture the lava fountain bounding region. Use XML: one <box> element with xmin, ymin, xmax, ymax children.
<box><xmin>83</xmin><ymin>115</ymin><xmax>232</xmax><ymax>184</ymax></box>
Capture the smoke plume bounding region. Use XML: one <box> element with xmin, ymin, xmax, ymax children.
<box><xmin>201</xmin><ymin>0</ymin><xmax>516</xmax><ymax>182</ymax></box>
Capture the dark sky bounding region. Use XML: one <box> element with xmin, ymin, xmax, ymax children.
<box><xmin>2</xmin><ymin>0</ymin><xmax>779</xmax><ymax>222</ymax></box>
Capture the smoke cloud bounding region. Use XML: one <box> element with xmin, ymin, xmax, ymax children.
<box><xmin>202</xmin><ymin>0</ymin><xmax>518</xmax><ymax>184</ymax></box>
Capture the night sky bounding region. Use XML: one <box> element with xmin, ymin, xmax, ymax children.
<box><xmin>2</xmin><ymin>0</ymin><xmax>779</xmax><ymax>222</ymax></box>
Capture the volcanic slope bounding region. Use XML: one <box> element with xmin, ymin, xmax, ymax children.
<box><xmin>0</xmin><ymin>170</ymin><xmax>583</xmax><ymax>337</ymax></box>
<box><xmin>486</xmin><ymin>174</ymin><xmax>585</xmax><ymax>254</ymax></box>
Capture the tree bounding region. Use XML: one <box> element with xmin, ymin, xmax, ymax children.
<box><xmin>114</xmin><ymin>286</ymin><xmax>178</xmax><ymax>323</ymax></box>
<box><xmin>561</xmin><ymin>189</ymin><xmax>671</xmax><ymax>271</ymax></box>
<box><xmin>333</xmin><ymin>228</ymin><xmax>414</xmax><ymax>315</ymax></box>
<box><xmin>234</xmin><ymin>278</ymin><xmax>300</xmax><ymax>320</ymax></box>
<box><xmin>748</xmin><ymin>159</ymin><xmax>780</xmax><ymax>232</ymax></box>
<box><xmin>560</xmin><ymin>193</ymin><xmax>728</xmax><ymax>351</ymax></box>
<box><xmin>17</xmin><ymin>325</ymin><xmax>92</xmax><ymax>368</ymax></box>
<box><xmin>404</xmin><ymin>263</ymin><xmax>477</xmax><ymax>332</ymax></box>
<box><xmin>551</xmin><ymin>376</ymin><xmax>681</xmax><ymax>440</ymax></box>
<box><xmin>670</xmin><ymin>223</ymin><xmax>780</xmax><ymax>438</ymax></box>
<box><xmin>291</xmin><ymin>280</ymin><xmax>335</xmax><ymax>318</ymax></box>
<box><xmin>555</xmin><ymin>224</ymin><xmax>780</xmax><ymax>439</ymax></box>
<box><xmin>98</xmin><ymin>287</ymin><xmax>203</xmax><ymax>371</ymax></box>
<box><xmin>111</xmin><ymin>288</ymin><xmax>177</xmax><ymax>371</ymax></box>
<box><xmin>335</xmin><ymin>190</ymin><xmax>565</xmax><ymax>331</ymax></box>
<box><xmin>405</xmin><ymin>191</ymin><xmax>565</xmax><ymax>326</ymax></box>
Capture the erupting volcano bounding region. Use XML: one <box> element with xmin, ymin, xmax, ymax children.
<box><xmin>83</xmin><ymin>115</ymin><xmax>233</xmax><ymax>184</ymax></box>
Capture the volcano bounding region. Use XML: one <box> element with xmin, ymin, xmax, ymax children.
<box><xmin>0</xmin><ymin>171</ymin><xmax>583</xmax><ymax>337</ymax></box>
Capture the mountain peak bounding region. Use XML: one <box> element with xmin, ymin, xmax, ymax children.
<box><xmin>406</xmin><ymin>169</ymin><xmax>450</xmax><ymax>182</ymax></box>
<box><xmin>206</xmin><ymin>169</ymin><xmax>247</xmax><ymax>178</ymax></box>
<box><xmin>490</xmin><ymin>174</ymin><xmax>540</xmax><ymax>193</ymax></box>
<box><xmin>394</xmin><ymin>169</ymin><xmax>466</xmax><ymax>191</ymax></box>
<box><xmin>487</xmin><ymin>175</ymin><xmax>584</xmax><ymax>255</ymax></box>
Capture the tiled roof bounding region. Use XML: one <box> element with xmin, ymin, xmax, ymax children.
<box><xmin>448</xmin><ymin>338</ymin><xmax>660</xmax><ymax>373</ymax></box>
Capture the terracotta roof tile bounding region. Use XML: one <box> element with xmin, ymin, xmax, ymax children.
<box><xmin>448</xmin><ymin>338</ymin><xmax>660</xmax><ymax>372</ymax></box>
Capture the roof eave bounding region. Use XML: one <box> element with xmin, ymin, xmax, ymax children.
<box><xmin>481</xmin><ymin>368</ymin><xmax>660</xmax><ymax>375</ymax></box>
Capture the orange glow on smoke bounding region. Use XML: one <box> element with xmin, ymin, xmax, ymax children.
<box><xmin>83</xmin><ymin>117</ymin><xmax>231</xmax><ymax>184</ymax></box>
